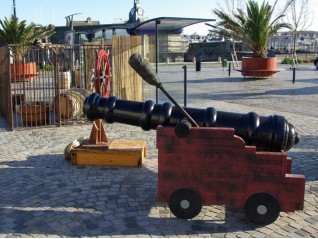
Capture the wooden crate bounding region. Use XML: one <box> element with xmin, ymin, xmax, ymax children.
<box><xmin>70</xmin><ymin>139</ymin><xmax>146</xmax><ymax>167</ymax></box>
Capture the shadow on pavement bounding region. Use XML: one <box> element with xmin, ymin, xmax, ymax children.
<box><xmin>0</xmin><ymin>117</ymin><xmax>11</xmax><ymax>132</ymax></box>
<box><xmin>266</xmin><ymin>86</ymin><xmax>318</xmax><ymax>96</ymax></box>
<box><xmin>0</xmin><ymin>154</ymin><xmax>260</xmax><ymax>237</ymax></box>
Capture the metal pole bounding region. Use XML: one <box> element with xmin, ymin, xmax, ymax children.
<box><xmin>182</xmin><ymin>65</ymin><xmax>187</xmax><ymax>107</ymax></box>
<box><xmin>65</xmin><ymin>13</ymin><xmax>82</xmax><ymax>86</ymax></box>
<box><xmin>292</xmin><ymin>67</ymin><xmax>296</xmax><ymax>84</ymax></box>
<box><xmin>155</xmin><ymin>19</ymin><xmax>160</xmax><ymax>103</ymax></box>
<box><xmin>13</xmin><ymin>0</ymin><xmax>16</xmax><ymax>18</ymax></box>
<box><xmin>228</xmin><ymin>62</ymin><xmax>231</xmax><ymax>76</ymax></box>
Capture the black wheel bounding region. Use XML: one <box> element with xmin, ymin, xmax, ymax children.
<box><xmin>244</xmin><ymin>192</ymin><xmax>280</xmax><ymax>225</ymax></box>
<box><xmin>169</xmin><ymin>188</ymin><xmax>202</xmax><ymax>219</ymax></box>
<box><xmin>315</xmin><ymin>62</ymin><xmax>318</xmax><ymax>70</ymax></box>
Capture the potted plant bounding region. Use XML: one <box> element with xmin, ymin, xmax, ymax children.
<box><xmin>213</xmin><ymin>0</ymin><xmax>292</xmax><ymax>77</ymax></box>
<box><xmin>0</xmin><ymin>15</ymin><xmax>55</xmax><ymax>81</ymax></box>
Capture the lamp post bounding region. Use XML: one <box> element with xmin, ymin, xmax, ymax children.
<box><xmin>155</xmin><ymin>19</ymin><xmax>160</xmax><ymax>103</ymax></box>
<box><xmin>13</xmin><ymin>0</ymin><xmax>17</xmax><ymax>18</ymax></box>
<box><xmin>65</xmin><ymin>13</ymin><xmax>82</xmax><ymax>87</ymax></box>
<box><xmin>65</xmin><ymin>13</ymin><xmax>82</xmax><ymax>31</ymax></box>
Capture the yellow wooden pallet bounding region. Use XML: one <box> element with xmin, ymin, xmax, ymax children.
<box><xmin>70</xmin><ymin>139</ymin><xmax>147</xmax><ymax>167</ymax></box>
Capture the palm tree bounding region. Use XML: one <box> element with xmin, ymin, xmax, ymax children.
<box><xmin>213</xmin><ymin>0</ymin><xmax>292</xmax><ymax>58</ymax></box>
<box><xmin>0</xmin><ymin>15</ymin><xmax>55</xmax><ymax>62</ymax></box>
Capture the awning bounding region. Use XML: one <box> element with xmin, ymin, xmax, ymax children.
<box><xmin>128</xmin><ymin>17</ymin><xmax>215</xmax><ymax>35</ymax></box>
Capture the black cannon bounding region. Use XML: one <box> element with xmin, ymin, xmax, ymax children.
<box><xmin>83</xmin><ymin>92</ymin><xmax>299</xmax><ymax>152</ymax></box>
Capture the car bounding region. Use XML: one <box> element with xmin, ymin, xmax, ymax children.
<box><xmin>314</xmin><ymin>57</ymin><xmax>318</xmax><ymax>70</ymax></box>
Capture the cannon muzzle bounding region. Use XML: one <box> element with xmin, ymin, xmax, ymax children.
<box><xmin>83</xmin><ymin>93</ymin><xmax>299</xmax><ymax>152</ymax></box>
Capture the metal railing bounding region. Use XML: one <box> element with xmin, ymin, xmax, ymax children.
<box><xmin>0</xmin><ymin>44</ymin><xmax>111</xmax><ymax>130</ymax></box>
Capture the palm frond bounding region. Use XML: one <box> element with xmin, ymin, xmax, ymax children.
<box><xmin>0</xmin><ymin>15</ymin><xmax>55</xmax><ymax>61</ymax></box>
<box><xmin>212</xmin><ymin>0</ymin><xmax>289</xmax><ymax>57</ymax></box>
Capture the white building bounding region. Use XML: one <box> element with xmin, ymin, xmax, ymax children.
<box><xmin>269</xmin><ymin>31</ymin><xmax>318</xmax><ymax>53</ymax></box>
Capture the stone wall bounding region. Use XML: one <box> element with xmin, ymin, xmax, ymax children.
<box><xmin>185</xmin><ymin>40</ymin><xmax>249</xmax><ymax>62</ymax></box>
<box><xmin>185</xmin><ymin>41</ymin><xmax>318</xmax><ymax>62</ymax></box>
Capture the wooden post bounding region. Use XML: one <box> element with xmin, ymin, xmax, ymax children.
<box><xmin>88</xmin><ymin>119</ymin><xmax>108</xmax><ymax>144</ymax></box>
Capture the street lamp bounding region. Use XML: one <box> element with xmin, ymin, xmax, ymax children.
<box><xmin>64</xmin><ymin>13</ymin><xmax>82</xmax><ymax>87</ymax></box>
<box><xmin>13</xmin><ymin>0</ymin><xmax>17</xmax><ymax>18</ymax></box>
<box><xmin>155</xmin><ymin>19</ymin><xmax>160</xmax><ymax>103</ymax></box>
<box><xmin>65</xmin><ymin>13</ymin><xmax>82</xmax><ymax>31</ymax></box>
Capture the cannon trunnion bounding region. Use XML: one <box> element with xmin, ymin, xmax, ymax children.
<box><xmin>83</xmin><ymin>92</ymin><xmax>299</xmax><ymax>152</ymax></box>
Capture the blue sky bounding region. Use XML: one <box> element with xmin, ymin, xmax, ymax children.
<box><xmin>1</xmin><ymin>0</ymin><xmax>318</xmax><ymax>35</ymax></box>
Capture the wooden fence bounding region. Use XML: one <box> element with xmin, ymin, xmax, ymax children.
<box><xmin>112</xmin><ymin>36</ymin><xmax>143</xmax><ymax>101</ymax></box>
<box><xmin>0</xmin><ymin>46</ymin><xmax>12</xmax><ymax>127</ymax></box>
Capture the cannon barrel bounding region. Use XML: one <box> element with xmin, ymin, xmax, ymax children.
<box><xmin>83</xmin><ymin>92</ymin><xmax>299</xmax><ymax>152</ymax></box>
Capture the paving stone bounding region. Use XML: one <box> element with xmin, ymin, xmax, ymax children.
<box><xmin>289</xmin><ymin>222</ymin><xmax>303</xmax><ymax>229</ymax></box>
<box><xmin>294</xmin><ymin>229</ymin><xmax>311</xmax><ymax>237</ymax></box>
<box><xmin>267</xmin><ymin>232</ymin><xmax>285</xmax><ymax>238</ymax></box>
<box><xmin>302</xmin><ymin>225</ymin><xmax>318</xmax><ymax>234</ymax></box>
<box><xmin>251</xmin><ymin>231</ymin><xmax>267</xmax><ymax>238</ymax></box>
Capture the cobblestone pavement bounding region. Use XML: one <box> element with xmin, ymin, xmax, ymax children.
<box><xmin>0</xmin><ymin>63</ymin><xmax>317</xmax><ymax>237</ymax></box>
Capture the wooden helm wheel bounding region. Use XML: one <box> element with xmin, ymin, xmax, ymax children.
<box><xmin>94</xmin><ymin>49</ymin><xmax>111</xmax><ymax>98</ymax></box>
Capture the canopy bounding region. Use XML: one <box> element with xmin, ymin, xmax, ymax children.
<box><xmin>129</xmin><ymin>17</ymin><xmax>215</xmax><ymax>35</ymax></box>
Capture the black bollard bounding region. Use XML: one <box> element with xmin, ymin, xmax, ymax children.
<box><xmin>83</xmin><ymin>93</ymin><xmax>300</xmax><ymax>152</ymax></box>
<box><xmin>196</xmin><ymin>60</ymin><xmax>201</xmax><ymax>71</ymax></box>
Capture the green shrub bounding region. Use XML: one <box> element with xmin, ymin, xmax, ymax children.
<box><xmin>281</xmin><ymin>57</ymin><xmax>293</xmax><ymax>64</ymax></box>
<box><xmin>37</xmin><ymin>64</ymin><xmax>54</xmax><ymax>71</ymax></box>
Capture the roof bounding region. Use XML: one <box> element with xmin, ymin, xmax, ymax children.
<box><xmin>72</xmin><ymin>17</ymin><xmax>100</xmax><ymax>27</ymax></box>
<box><xmin>129</xmin><ymin>17</ymin><xmax>215</xmax><ymax>35</ymax></box>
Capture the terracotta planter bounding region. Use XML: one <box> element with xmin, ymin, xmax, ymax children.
<box><xmin>10</xmin><ymin>62</ymin><xmax>37</xmax><ymax>81</ymax></box>
<box><xmin>241</xmin><ymin>57</ymin><xmax>277</xmax><ymax>77</ymax></box>
<box><xmin>20</xmin><ymin>102</ymin><xmax>50</xmax><ymax>125</ymax></box>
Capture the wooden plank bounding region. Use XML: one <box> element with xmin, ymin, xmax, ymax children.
<box><xmin>0</xmin><ymin>46</ymin><xmax>12</xmax><ymax>128</ymax></box>
<box><xmin>70</xmin><ymin>139</ymin><xmax>146</xmax><ymax>167</ymax></box>
<box><xmin>109</xmin><ymin>139</ymin><xmax>146</xmax><ymax>151</ymax></box>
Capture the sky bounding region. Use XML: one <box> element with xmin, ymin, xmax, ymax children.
<box><xmin>1</xmin><ymin>0</ymin><xmax>318</xmax><ymax>35</ymax></box>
